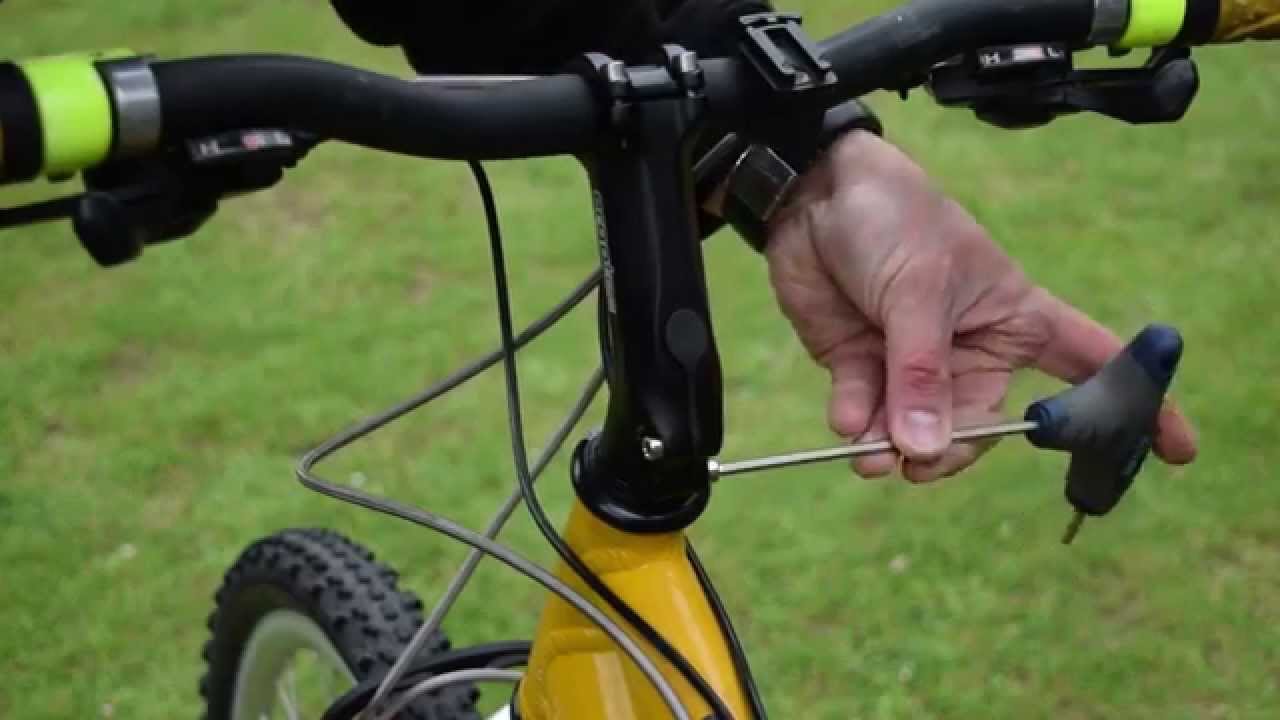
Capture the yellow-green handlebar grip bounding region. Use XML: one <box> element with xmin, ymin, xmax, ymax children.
<box><xmin>1118</xmin><ymin>0</ymin><xmax>1189</xmax><ymax>47</ymax></box>
<box><xmin>0</xmin><ymin>61</ymin><xmax>43</xmax><ymax>183</ymax></box>
<box><xmin>1121</xmin><ymin>0</ymin><xmax>1280</xmax><ymax>46</ymax></box>
<box><xmin>18</xmin><ymin>52</ymin><xmax>116</xmax><ymax>179</ymax></box>
<box><xmin>0</xmin><ymin>50</ymin><xmax>132</xmax><ymax>184</ymax></box>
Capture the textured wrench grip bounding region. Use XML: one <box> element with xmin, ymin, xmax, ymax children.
<box><xmin>1024</xmin><ymin>325</ymin><xmax>1183</xmax><ymax>516</ymax></box>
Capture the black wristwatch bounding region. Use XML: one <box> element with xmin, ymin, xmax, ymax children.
<box><xmin>710</xmin><ymin>97</ymin><xmax>883</xmax><ymax>253</ymax></box>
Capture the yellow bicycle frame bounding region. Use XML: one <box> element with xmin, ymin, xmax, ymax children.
<box><xmin>515</xmin><ymin>499</ymin><xmax>750</xmax><ymax>719</ymax></box>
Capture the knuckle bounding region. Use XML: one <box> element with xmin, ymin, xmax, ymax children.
<box><xmin>878</xmin><ymin>251</ymin><xmax>953</xmax><ymax>308</ymax></box>
<box><xmin>902</xmin><ymin>256</ymin><xmax>954</xmax><ymax>298</ymax></box>
<box><xmin>903</xmin><ymin>461</ymin><xmax>942</xmax><ymax>484</ymax></box>
<box><xmin>853</xmin><ymin>454</ymin><xmax>895</xmax><ymax>479</ymax></box>
<box><xmin>830</xmin><ymin>128</ymin><xmax>879</xmax><ymax>167</ymax></box>
<box><xmin>897</xmin><ymin>353</ymin><xmax>949</xmax><ymax>395</ymax></box>
<box><xmin>941</xmin><ymin>446</ymin><xmax>981</xmax><ymax>479</ymax></box>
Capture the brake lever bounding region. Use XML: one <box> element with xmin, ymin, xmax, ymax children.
<box><xmin>709</xmin><ymin>325</ymin><xmax>1185</xmax><ymax>545</ymax></box>
<box><xmin>73</xmin><ymin>128</ymin><xmax>318</xmax><ymax>267</ymax></box>
<box><xmin>0</xmin><ymin>194</ymin><xmax>83</xmax><ymax>229</ymax></box>
<box><xmin>926</xmin><ymin>44</ymin><xmax>1199</xmax><ymax>129</ymax></box>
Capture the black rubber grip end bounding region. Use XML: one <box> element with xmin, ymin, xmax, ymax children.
<box><xmin>1024</xmin><ymin>397</ymin><xmax>1064</xmax><ymax>449</ymax></box>
<box><xmin>1175</xmin><ymin>0</ymin><xmax>1220</xmax><ymax>47</ymax></box>
<box><xmin>0</xmin><ymin>62</ymin><xmax>44</xmax><ymax>182</ymax></box>
<box><xmin>1126</xmin><ymin>323</ymin><xmax>1183</xmax><ymax>386</ymax></box>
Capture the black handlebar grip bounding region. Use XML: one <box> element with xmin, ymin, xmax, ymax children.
<box><xmin>0</xmin><ymin>62</ymin><xmax>44</xmax><ymax>183</ymax></box>
<box><xmin>1024</xmin><ymin>324</ymin><xmax>1183</xmax><ymax>516</ymax></box>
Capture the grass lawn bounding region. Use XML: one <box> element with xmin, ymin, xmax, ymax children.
<box><xmin>2</xmin><ymin>1</ymin><xmax>1278</xmax><ymax>718</ymax></box>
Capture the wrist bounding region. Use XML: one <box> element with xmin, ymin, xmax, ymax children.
<box><xmin>718</xmin><ymin>98</ymin><xmax>882</xmax><ymax>252</ymax></box>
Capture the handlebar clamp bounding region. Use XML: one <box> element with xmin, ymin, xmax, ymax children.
<box><xmin>568</xmin><ymin>53</ymin><xmax>634</xmax><ymax>130</ymax></box>
<box><xmin>658</xmin><ymin>45</ymin><xmax>705</xmax><ymax>95</ymax></box>
<box><xmin>569</xmin><ymin>46</ymin><xmax>709</xmax><ymax>133</ymax></box>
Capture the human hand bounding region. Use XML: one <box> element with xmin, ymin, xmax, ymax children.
<box><xmin>766</xmin><ymin>131</ymin><xmax>1198</xmax><ymax>482</ymax></box>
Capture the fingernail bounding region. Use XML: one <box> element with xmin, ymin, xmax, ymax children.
<box><xmin>904</xmin><ymin>410</ymin><xmax>945</xmax><ymax>455</ymax></box>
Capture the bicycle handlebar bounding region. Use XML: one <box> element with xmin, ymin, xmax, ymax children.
<box><xmin>151</xmin><ymin>55</ymin><xmax>603</xmax><ymax>161</ymax></box>
<box><xmin>0</xmin><ymin>0</ymin><xmax>1274</xmax><ymax>183</ymax></box>
<box><xmin>139</xmin><ymin>0</ymin><xmax>1100</xmax><ymax>162</ymax></box>
<box><xmin>818</xmin><ymin>0</ymin><xmax>1095</xmax><ymax>97</ymax></box>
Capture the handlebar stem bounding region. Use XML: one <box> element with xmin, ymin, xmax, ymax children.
<box><xmin>569</xmin><ymin>50</ymin><xmax>723</xmax><ymax>533</ymax></box>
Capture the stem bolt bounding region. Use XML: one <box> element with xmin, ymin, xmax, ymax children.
<box><xmin>641</xmin><ymin>437</ymin><xmax>665</xmax><ymax>461</ymax></box>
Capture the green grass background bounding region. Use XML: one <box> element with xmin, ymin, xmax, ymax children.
<box><xmin>1</xmin><ymin>1</ymin><xmax>1277</xmax><ymax>718</ymax></box>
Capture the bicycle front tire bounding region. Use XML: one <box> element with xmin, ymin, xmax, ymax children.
<box><xmin>200</xmin><ymin>528</ymin><xmax>481</xmax><ymax>720</ymax></box>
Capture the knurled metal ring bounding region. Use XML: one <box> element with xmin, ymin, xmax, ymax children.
<box><xmin>98</xmin><ymin>56</ymin><xmax>161</xmax><ymax>158</ymax></box>
<box><xmin>1090</xmin><ymin>0</ymin><xmax>1131</xmax><ymax>44</ymax></box>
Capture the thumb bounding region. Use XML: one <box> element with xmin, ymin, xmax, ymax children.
<box><xmin>883</xmin><ymin>277</ymin><xmax>954</xmax><ymax>461</ymax></box>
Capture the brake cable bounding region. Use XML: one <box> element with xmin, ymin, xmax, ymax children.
<box><xmin>294</xmin><ymin>280</ymin><xmax>692</xmax><ymax>718</ymax></box>
<box><xmin>472</xmin><ymin>160</ymin><xmax>737</xmax><ymax>720</ymax></box>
